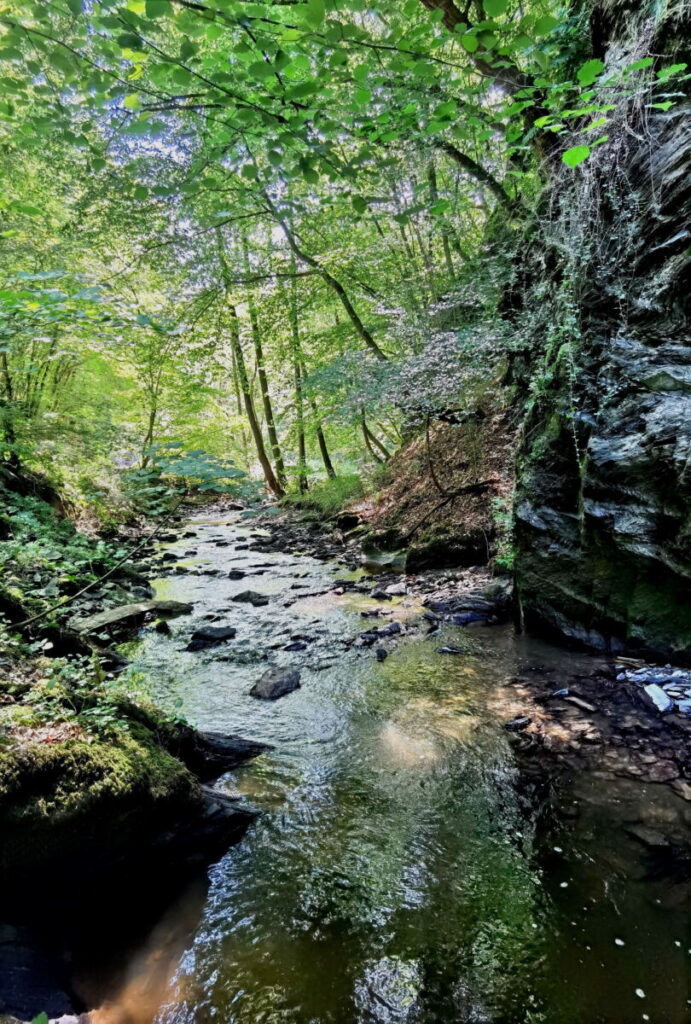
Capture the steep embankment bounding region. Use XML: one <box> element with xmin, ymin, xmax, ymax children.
<box><xmin>352</xmin><ymin>409</ymin><xmax>515</xmax><ymax>571</ymax></box>
<box><xmin>511</xmin><ymin>2</ymin><xmax>691</xmax><ymax>661</ymax></box>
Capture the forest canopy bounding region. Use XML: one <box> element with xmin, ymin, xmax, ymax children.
<box><xmin>0</xmin><ymin>0</ymin><xmax>686</xmax><ymax>511</ymax></box>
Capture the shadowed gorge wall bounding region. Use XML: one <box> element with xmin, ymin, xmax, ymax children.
<box><xmin>513</xmin><ymin>0</ymin><xmax>691</xmax><ymax>661</ymax></box>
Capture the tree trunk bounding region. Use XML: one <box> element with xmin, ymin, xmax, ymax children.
<box><xmin>302</xmin><ymin>359</ymin><xmax>337</xmax><ymax>479</ymax></box>
<box><xmin>216</xmin><ymin>229</ymin><xmax>284</xmax><ymax>498</ymax></box>
<box><xmin>242</xmin><ymin>234</ymin><xmax>287</xmax><ymax>489</ymax></box>
<box><xmin>288</xmin><ymin>263</ymin><xmax>308</xmax><ymax>493</ymax></box>
<box><xmin>263</xmin><ymin>193</ymin><xmax>388</xmax><ymax>361</ymax></box>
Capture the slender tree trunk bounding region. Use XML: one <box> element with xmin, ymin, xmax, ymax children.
<box><xmin>302</xmin><ymin>359</ymin><xmax>336</xmax><ymax>479</ymax></box>
<box><xmin>263</xmin><ymin>193</ymin><xmax>387</xmax><ymax>361</ymax></box>
<box><xmin>242</xmin><ymin>234</ymin><xmax>287</xmax><ymax>489</ymax></box>
<box><xmin>141</xmin><ymin>401</ymin><xmax>157</xmax><ymax>468</ymax></box>
<box><xmin>230</xmin><ymin>343</ymin><xmax>251</xmax><ymax>470</ymax></box>
<box><xmin>360</xmin><ymin>407</ymin><xmax>391</xmax><ymax>463</ymax></box>
<box><xmin>288</xmin><ymin>263</ymin><xmax>308</xmax><ymax>492</ymax></box>
<box><xmin>428</xmin><ymin>161</ymin><xmax>455</xmax><ymax>280</ymax></box>
<box><xmin>216</xmin><ymin>229</ymin><xmax>284</xmax><ymax>497</ymax></box>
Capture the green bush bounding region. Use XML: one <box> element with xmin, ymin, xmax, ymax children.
<box><xmin>282</xmin><ymin>474</ymin><xmax>363</xmax><ymax>518</ymax></box>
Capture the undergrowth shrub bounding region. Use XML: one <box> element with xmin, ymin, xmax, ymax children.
<box><xmin>282</xmin><ymin>474</ymin><xmax>363</xmax><ymax>517</ymax></box>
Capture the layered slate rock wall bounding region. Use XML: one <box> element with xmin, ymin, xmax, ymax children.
<box><xmin>513</xmin><ymin>2</ymin><xmax>691</xmax><ymax>661</ymax></box>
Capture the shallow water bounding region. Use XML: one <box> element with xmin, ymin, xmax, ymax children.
<box><xmin>105</xmin><ymin>512</ymin><xmax>690</xmax><ymax>1024</ymax></box>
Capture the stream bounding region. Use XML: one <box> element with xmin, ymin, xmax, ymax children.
<box><xmin>89</xmin><ymin>509</ymin><xmax>689</xmax><ymax>1024</ymax></box>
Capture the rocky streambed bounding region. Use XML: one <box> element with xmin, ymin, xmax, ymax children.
<box><xmin>2</xmin><ymin>501</ymin><xmax>691</xmax><ymax>1023</ymax></box>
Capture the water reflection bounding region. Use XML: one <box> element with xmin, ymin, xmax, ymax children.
<box><xmin>100</xmin><ymin>513</ymin><xmax>691</xmax><ymax>1024</ymax></box>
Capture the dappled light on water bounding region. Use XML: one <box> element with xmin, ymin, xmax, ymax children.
<box><xmin>92</xmin><ymin>514</ymin><xmax>691</xmax><ymax>1024</ymax></box>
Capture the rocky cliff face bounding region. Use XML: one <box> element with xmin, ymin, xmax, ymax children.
<box><xmin>514</xmin><ymin>4</ymin><xmax>691</xmax><ymax>661</ymax></box>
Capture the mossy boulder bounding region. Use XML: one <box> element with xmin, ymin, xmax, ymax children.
<box><xmin>0</xmin><ymin>725</ymin><xmax>199</xmax><ymax>881</ymax></box>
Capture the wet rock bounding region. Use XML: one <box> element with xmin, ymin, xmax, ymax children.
<box><xmin>158</xmin><ymin>532</ymin><xmax>178</xmax><ymax>542</ymax></box>
<box><xmin>504</xmin><ymin>716</ymin><xmax>532</xmax><ymax>731</ymax></box>
<box><xmin>376</xmin><ymin>621</ymin><xmax>401</xmax><ymax>638</ymax></box>
<box><xmin>284</xmin><ymin>641</ymin><xmax>308</xmax><ymax>652</ymax></box>
<box><xmin>175</xmin><ymin>729</ymin><xmax>271</xmax><ymax>781</ymax></box>
<box><xmin>625</xmin><ymin>824</ymin><xmax>671</xmax><ymax>848</ymax></box>
<box><xmin>448</xmin><ymin>611</ymin><xmax>489</xmax><ymax>626</ymax></box>
<box><xmin>161</xmin><ymin>552</ymin><xmax>178</xmax><ymax>563</ymax></box>
<box><xmin>376</xmin><ymin>648</ymin><xmax>388</xmax><ymax>662</ymax></box>
<box><xmin>99</xmin><ymin>650</ymin><xmax>129</xmax><ymax>673</ymax></box>
<box><xmin>182</xmin><ymin>530</ymin><xmax>197</xmax><ymax>538</ymax></box>
<box><xmin>646</xmin><ymin>760</ymin><xmax>679</xmax><ymax>783</ymax></box>
<box><xmin>232</xmin><ymin>590</ymin><xmax>270</xmax><ymax>607</ymax></box>
<box><xmin>69</xmin><ymin>599</ymin><xmax>192</xmax><ymax>635</ymax></box>
<box><xmin>228</xmin><ymin>569</ymin><xmax>246</xmax><ymax>580</ymax></box>
<box><xmin>154</xmin><ymin>620</ymin><xmax>171</xmax><ymax>635</ymax></box>
<box><xmin>250</xmin><ymin>666</ymin><xmax>301</xmax><ymax>700</ymax></box>
<box><xmin>215</xmin><ymin>540</ymin><xmax>230</xmax><ymax>547</ymax></box>
<box><xmin>186</xmin><ymin>625</ymin><xmax>237</xmax><ymax>651</ymax></box>
<box><xmin>640</xmin><ymin>684</ymin><xmax>675</xmax><ymax>714</ymax></box>
<box><xmin>0</xmin><ymin>933</ymin><xmax>76</xmax><ymax>1021</ymax></box>
<box><xmin>436</xmin><ymin>645</ymin><xmax>463</xmax><ymax>655</ymax></box>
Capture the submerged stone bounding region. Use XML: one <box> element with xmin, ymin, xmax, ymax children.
<box><xmin>232</xmin><ymin>590</ymin><xmax>270</xmax><ymax>607</ymax></box>
<box><xmin>250</xmin><ymin>666</ymin><xmax>301</xmax><ymax>700</ymax></box>
<box><xmin>186</xmin><ymin>625</ymin><xmax>237</xmax><ymax>651</ymax></box>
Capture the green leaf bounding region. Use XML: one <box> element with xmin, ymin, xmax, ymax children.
<box><xmin>134</xmin><ymin>185</ymin><xmax>148</xmax><ymax>200</ymax></box>
<box><xmin>625</xmin><ymin>57</ymin><xmax>654</xmax><ymax>72</ymax></box>
<box><xmin>354</xmin><ymin>87</ymin><xmax>371</xmax><ymax>106</ymax></box>
<box><xmin>306</xmin><ymin>0</ymin><xmax>325</xmax><ymax>27</ymax></box>
<box><xmin>32</xmin><ymin>1015</ymin><xmax>49</xmax><ymax>1024</ymax></box>
<box><xmin>249</xmin><ymin>61</ymin><xmax>274</xmax><ymax>81</ymax></box>
<box><xmin>460</xmin><ymin>33</ymin><xmax>478</xmax><ymax>53</ymax></box>
<box><xmin>534</xmin><ymin>15</ymin><xmax>558</xmax><ymax>35</ymax></box>
<box><xmin>483</xmin><ymin>0</ymin><xmax>507</xmax><ymax>16</ymax></box>
<box><xmin>562</xmin><ymin>144</ymin><xmax>590</xmax><ymax>167</ymax></box>
<box><xmin>145</xmin><ymin>0</ymin><xmax>170</xmax><ymax>15</ymax></box>
<box><xmin>351</xmin><ymin>195</ymin><xmax>367</xmax><ymax>214</ymax></box>
<box><xmin>66</xmin><ymin>0</ymin><xmax>82</xmax><ymax>14</ymax></box>
<box><xmin>117</xmin><ymin>32</ymin><xmax>142</xmax><ymax>50</ymax></box>
<box><xmin>577</xmin><ymin>59</ymin><xmax>605</xmax><ymax>86</ymax></box>
<box><xmin>123</xmin><ymin>92</ymin><xmax>140</xmax><ymax>109</ymax></box>
<box><xmin>649</xmin><ymin>100</ymin><xmax>674</xmax><ymax>110</ymax></box>
<box><xmin>657</xmin><ymin>62</ymin><xmax>687</xmax><ymax>80</ymax></box>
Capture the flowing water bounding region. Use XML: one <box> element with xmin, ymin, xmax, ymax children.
<box><xmin>98</xmin><ymin>511</ymin><xmax>689</xmax><ymax>1024</ymax></box>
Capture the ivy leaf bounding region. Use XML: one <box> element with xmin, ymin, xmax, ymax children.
<box><xmin>562</xmin><ymin>144</ymin><xmax>590</xmax><ymax>167</ymax></box>
<box><xmin>577</xmin><ymin>59</ymin><xmax>605</xmax><ymax>86</ymax></box>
